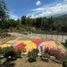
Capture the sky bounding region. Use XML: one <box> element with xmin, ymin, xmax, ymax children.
<box><xmin>6</xmin><ymin>0</ymin><xmax>67</xmax><ymax>19</ymax></box>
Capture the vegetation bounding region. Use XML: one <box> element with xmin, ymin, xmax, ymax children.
<box><xmin>0</xmin><ymin>0</ymin><xmax>9</xmax><ymax>29</ymax></box>
<box><xmin>27</xmin><ymin>49</ymin><xmax>38</xmax><ymax>63</ymax></box>
<box><xmin>0</xmin><ymin>16</ymin><xmax>67</xmax><ymax>33</ymax></box>
<box><xmin>41</xmin><ymin>53</ymin><xmax>50</xmax><ymax>62</ymax></box>
<box><xmin>2</xmin><ymin>47</ymin><xmax>17</xmax><ymax>59</ymax></box>
<box><xmin>0</xmin><ymin>48</ymin><xmax>3</xmax><ymax>59</ymax></box>
<box><xmin>0</xmin><ymin>0</ymin><xmax>67</xmax><ymax>34</ymax></box>
<box><xmin>0</xmin><ymin>0</ymin><xmax>66</xmax><ymax>67</ymax></box>
<box><xmin>62</xmin><ymin>39</ymin><xmax>67</xmax><ymax>48</ymax></box>
<box><xmin>20</xmin><ymin>16</ymin><xmax>67</xmax><ymax>33</ymax></box>
<box><xmin>60</xmin><ymin>53</ymin><xmax>67</xmax><ymax>67</ymax></box>
<box><xmin>0</xmin><ymin>47</ymin><xmax>22</xmax><ymax>60</ymax></box>
<box><xmin>0</xmin><ymin>46</ymin><xmax>67</xmax><ymax>67</ymax></box>
<box><xmin>0</xmin><ymin>32</ymin><xmax>11</xmax><ymax>38</ymax></box>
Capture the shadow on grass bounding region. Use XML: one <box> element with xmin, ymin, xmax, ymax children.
<box><xmin>0</xmin><ymin>58</ymin><xmax>15</xmax><ymax>67</ymax></box>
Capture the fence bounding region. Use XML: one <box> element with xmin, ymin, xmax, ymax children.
<box><xmin>41</xmin><ymin>33</ymin><xmax>67</xmax><ymax>42</ymax></box>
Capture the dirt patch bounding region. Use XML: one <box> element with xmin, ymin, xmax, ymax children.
<box><xmin>0</xmin><ymin>58</ymin><xmax>62</xmax><ymax>67</ymax></box>
<box><xmin>0</xmin><ymin>36</ymin><xmax>16</xmax><ymax>45</ymax></box>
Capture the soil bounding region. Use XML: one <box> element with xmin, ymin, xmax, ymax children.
<box><xmin>0</xmin><ymin>58</ymin><xmax>62</xmax><ymax>67</ymax></box>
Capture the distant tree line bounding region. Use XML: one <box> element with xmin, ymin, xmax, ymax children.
<box><xmin>20</xmin><ymin>16</ymin><xmax>67</xmax><ymax>33</ymax></box>
<box><xmin>0</xmin><ymin>16</ymin><xmax>66</xmax><ymax>33</ymax></box>
<box><xmin>0</xmin><ymin>0</ymin><xmax>67</xmax><ymax>33</ymax></box>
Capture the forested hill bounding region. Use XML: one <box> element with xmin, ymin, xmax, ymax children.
<box><xmin>0</xmin><ymin>14</ymin><xmax>67</xmax><ymax>33</ymax></box>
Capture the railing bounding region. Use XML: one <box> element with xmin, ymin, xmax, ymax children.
<box><xmin>41</xmin><ymin>33</ymin><xmax>67</xmax><ymax>42</ymax></box>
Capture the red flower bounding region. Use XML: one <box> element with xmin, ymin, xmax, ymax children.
<box><xmin>64</xmin><ymin>51</ymin><xmax>67</xmax><ymax>55</ymax></box>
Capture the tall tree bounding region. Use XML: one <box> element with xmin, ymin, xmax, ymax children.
<box><xmin>21</xmin><ymin>16</ymin><xmax>26</xmax><ymax>25</ymax></box>
<box><xmin>0</xmin><ymin>0</ymin><xmax>8</xmax><ymax>28</ymax></box>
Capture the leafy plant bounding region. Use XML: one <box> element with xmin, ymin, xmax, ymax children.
<box><xmin>62</xmin><ymin>39</ymin><xmax>67</xmax><ymax>48</ymax></box>
<box><xmin>2</xmin><ymin>47</ymin><xmax>17</xmax><ymax>60</ymax></box>
<box><xmin>62</xmin><ymin>61</ymin><xmax>67</xmax><ymax>67</ymax></box>
<box><xmin>27</xmin><ymin>49</ymin><xmax>38</xmax><ymax>63</ymax></box>
<box><xmin>0</xmin><ymin>48</ymin><xmax>3</xmax><ymax>59</ymax></box>
<box><xmin>61</xmin><ymin>54</ymin><xmax>67</xmax><ymax>67</ymax></box>
<box><xmin>41</xmin><ymin>53</ymin><xmax>50</xmax><ymax>62</ymax></box>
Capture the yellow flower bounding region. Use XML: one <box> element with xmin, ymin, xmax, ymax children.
<box><xmin>22</xmin><ymin>40</ymin><xmax>37</xmax><ymax>50</ymax></box>
<box><xmin>1</xmin><ymin>44</ymin><xmax>12</xmax><ymax>48</ymax></box>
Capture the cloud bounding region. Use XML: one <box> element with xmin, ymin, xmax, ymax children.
<box><xmin>64</xmin><ymin>0</ymin><xmax>67</xmax><ymax>1</ymax></box>
<box><xmin>26</xmin><ymin>13</ymin><xmax>35</xmax><ymax>18</ymax></box>
<box><xmin>36</xmin><ymin>0</ymin><xmax>42</xmax><ymax>6</ymax></box>
<box><xmin>9</xmin><ymin>13</ymin><xmax>19</xmax><ymax>20</ymax></box>
<box><xmin>27</xmin><ymin>3</ymin><xmax>67</xmax><ymax>18</ymax></box>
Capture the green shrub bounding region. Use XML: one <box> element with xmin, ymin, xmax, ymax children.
<box><xmin>0</xmin><ymin>48</ymin><xmax>3</xmax><ymax>59</ymax></box>
<box><xmin>61</xmin><ymin>39</ymin><xmax>67</xmax><ymax>48</ymax></box>
<box><xmin>0</xmin><ymin>33</ymin><xmax>11</xmax><ymax>38</ymax></box>
<box><xmin>0</xmin><ymin>47</ymin><xmax>23</xmax><ymax>60</ymax></box>
<box><xmin>62</xmin><ymin>57</ymin><xmax>67</xmax><ymax>67</ymax></box>
<box><xmin>41</xmin><ymin>53</ymin><xmax>50</xmax><ymax>62</ymax></box>
<box><xmin>59</xmin><ymin>53</ymin><xmax>67</xmax><ymax>67</ymax></box>
<box><xmin>2</xmin><ymin>47</ymin><xmax>17</xmax><ymax>60</ymax></box>
<box><xmin>61</xmin><ymin>54</ymin><xmax>67</xmax><ymax>61</ymax></box>
<box><xmin>62</xmin><ymin>61</ymin><xmax>67</xmax><ymax>67</ymax></box>
<box><xmin>27</xmin><ymin>49</ymin><xmax>38</xmax><ymax>63</ymax></box>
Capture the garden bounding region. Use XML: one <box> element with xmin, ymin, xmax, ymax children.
<box><xmin>0</xmin><ymin>40</ymin><xmax>67</xmax><ymax>67</ymax></box>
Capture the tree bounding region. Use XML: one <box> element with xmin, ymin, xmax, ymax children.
<box><xmin>0</xmin><ymin>0</ymin><xmax>8</xmax><ymax>28</ymax></box>
<box><xmin>21</xmin><ymin>16</ymin><xmax>26</xmax><ymax>25</ymax></box>
<box><xmin>8</xmin><ymin>19</ymin><xmax>20</xmax><ymax>28</ymax></box>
